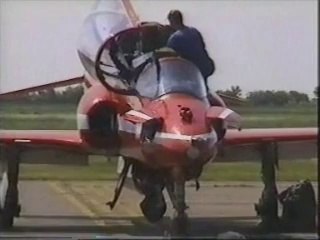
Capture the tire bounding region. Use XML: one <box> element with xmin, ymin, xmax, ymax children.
<box><xmin>171</xmin><ymin>211</ymin><xmax>189</xmax><ymax>236</ymax></box>
<box><xmin>0</xmin><ymin>148</ymin><xmax>19</xmax><ymax>229</ymax></box>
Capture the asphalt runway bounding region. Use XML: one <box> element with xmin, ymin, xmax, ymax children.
<box><xmin>0</xmin><ymin>181</ymin><xmax>318</xmax><ymax>239</ymax></box>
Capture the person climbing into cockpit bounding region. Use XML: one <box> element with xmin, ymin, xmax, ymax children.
<box><xmin>166</xmin><ymin>10</ymin><xmax>215</xmax><ymax>92</ymax></box>
<box><xmin>165</xmin><ymin>10</ymin><xmax>225</xmax><ymax>107</ymax></box>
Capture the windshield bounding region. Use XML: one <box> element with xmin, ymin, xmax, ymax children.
<box><xmin>135</xmin><ymin>57</ymin><xmax>207</xmax><ymax>99</ymax></box>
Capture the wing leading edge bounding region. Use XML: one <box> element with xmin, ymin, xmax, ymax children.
<box><xmin>224</xmin><ymin>128</ymin><xmax>318</xmax><ymax>145</ymax></box>
<box><xmin>0</xmin><ymin>128</ymin><xmax>317</xmax><ymax>157</ymax></box>
<box><xmin>1</xmin><ymin>127</ymin><xmax>317</xmax><ymax>147</ymax></box>
<box><xmin>0</xmin><ymin>130</ymin><xmax>87</xmax><ymax>152</ymax></box>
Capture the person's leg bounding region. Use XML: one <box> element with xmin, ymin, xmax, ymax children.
<box><xmin>205</xmin><ymin>79</ymin><xmax>226</xmax><ymax>107</ymax></box>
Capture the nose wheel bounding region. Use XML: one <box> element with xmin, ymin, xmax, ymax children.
<box><xmin>166</xmin><ymin>170</ymin><xmax>189</xmax><ymax>236</ymax></box>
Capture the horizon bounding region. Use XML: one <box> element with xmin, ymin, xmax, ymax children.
<box><xmin>39</xmin><ymin>84</ymin><xmax>319</xmax><ymax>99</ymax></box>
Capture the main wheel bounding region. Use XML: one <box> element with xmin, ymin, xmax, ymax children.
<box><xmin>171</xmin><ymin>211</ymin><xmax>189</xmax><ymax>236</ymax></box>
<box><xmin>0</xmin><ymin>148</ymin><xmax>20</xmax><ymax>229</ymax></box>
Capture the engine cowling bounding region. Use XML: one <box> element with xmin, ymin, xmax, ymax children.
<box><xmin>77</xmin><ymin>84</ymin><xmax>129</xmax><ymax>151</ymax></box>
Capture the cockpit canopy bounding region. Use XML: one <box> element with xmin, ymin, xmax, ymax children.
<box><xmin>77</xmin><ymin>9</ymin><xmax>133</xmax><ymax>78</ymax></box>
<box><xmin>135</xmin><ymin>57</ymin><xmax>207</xmax><ymax>99</ymax></box>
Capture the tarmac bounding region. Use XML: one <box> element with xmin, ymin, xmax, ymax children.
<box><xmin>0</xmin><ymin>181</ymin><xmax>318</xmax><ymax>239</ymax></box>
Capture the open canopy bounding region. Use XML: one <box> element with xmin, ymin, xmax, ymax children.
<box><xmin>78</xmin><ymin>4</ymin><xmax>174</xmax><ymax>95</ymax></box>
<box><xmin>77</xmin><ymin>1</ymin><xmax>135</xmax><ymax>81</ymax></box>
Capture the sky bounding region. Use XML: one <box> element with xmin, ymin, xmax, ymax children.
<box><xmin>0</xmin><ymin>0</ymin><xmax>318</xmax><ymax>96</ymax></box>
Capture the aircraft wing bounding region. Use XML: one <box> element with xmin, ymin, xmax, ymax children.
<box><xmin>0</xmin><ymin>130</ymin><xmax>87</xmax><ymax>152</ymax></box>
<box><xmin>1</xmin><ymin>128</ymin><xmax>316</xmax><ymax>150</ymax></box>
<box><xmin>0</xmin><ymin>130</ymin><xmax>105</xmax><ymax>166</ymax></box>
<box><xmin>0</xmin><ymin>128</ymin><xmax>317</xmax><ymax>165</ymax></box>
<box><xmin>224</xmin><ymin>128</ymin><xmax>317</xmax><ymax>145</ymax></box>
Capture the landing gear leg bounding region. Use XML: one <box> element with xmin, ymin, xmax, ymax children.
<box><xmin>255</xmin><ymin>142</ymin><xmax>279</xmax><ymax>232</ymax></box>
<box><xmin>0</xmin><ymin>146</ymin><xmax>21</xmax><ymax>229</ymax></box>
<box><xmin>166</xmin><ymin>169</ymin><xmax>189</xmax><ymax>236</ymax></box>
<box><xmin>106</xmin><ymin>157</ymin><xmax>131</xmax><ymax>209</ymax></box>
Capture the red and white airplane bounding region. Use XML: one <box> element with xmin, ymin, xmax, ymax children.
<box><xmin>0</xmin><ymin>0</ymin><xmax>317</xmax><ymax>235</ymax></box>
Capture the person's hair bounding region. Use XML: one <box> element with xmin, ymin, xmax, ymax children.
<box><xmin>167</xmin><ymin>10</ymin><xmax>183</xmax><ymax>25</ymax></box>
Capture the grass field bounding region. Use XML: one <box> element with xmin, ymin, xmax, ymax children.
<box><xmin>232</xmin><ymin>104</ymin><xmax>317</xmax><ymax>128</ymax></box>
<box><xmin>0</xmin><ymin>102</ymin><xmax>317</xmax><ymax>129</ymax></box>
<box><xmin>19</xmin><ymin>157</ymin><xmax>317</xmax><ymax>182</ymax></box>
<box><xmin>0</xmin><ymin>102</ymin><xmax>77</xmax><ymax>129</ymax></box>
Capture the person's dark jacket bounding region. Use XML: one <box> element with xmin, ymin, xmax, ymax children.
<box><xmin>167</xmin><ymin>26</ymin><xmax>215</xmax><ymax>79</ymax></box>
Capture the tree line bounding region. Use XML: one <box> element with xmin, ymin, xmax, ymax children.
<box><xmin>3</xmin><ymin>85</ymin><xmax>318</xmax><ymax>106</ymax></box>
<box><xmin>217</xmin><ymin>86</ymin><xmax>318</xmax><ymax>106</ymax></box>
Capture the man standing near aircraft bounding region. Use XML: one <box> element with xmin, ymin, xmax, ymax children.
<box><xmin>166</xmin><ymin>10</ymin><xmax>215</xmax><ymax>92</ymax></box>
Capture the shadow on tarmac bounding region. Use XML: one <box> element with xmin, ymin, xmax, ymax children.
<box><xmin>8</xmin><ymin>214</ymin><xmax>316</xmax><ymax>238</ymax></box>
